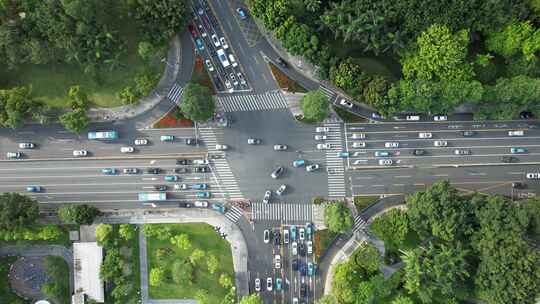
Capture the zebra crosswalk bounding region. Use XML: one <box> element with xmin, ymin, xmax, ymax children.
<box><xmin>225</xmin><ymin>205</ymin><xmax>244</xmax><ymax>223</ymax></box>
<box><xmin>198</xmin><ymin>128</ymin><xmax>244</xmax><ymax>200</ymax></box>
<box><xmin>324</xmin><ymin>123</ymin><xmax>347</xmax><ymax>198</ymax></box>
<box><xmin>319</xmin><ymin>85</ymin><xmax>336</xmax><ymax>102</ymax></box>
<box><xmin>217</xmin><ymin>91</ymin><xmax>288</xmax><ymax>112</ymax></box>
<box><xmin>252</xmin><ymin>203</ymin><xmax>312</xmax><ymax>223</ymax></box>
<box><xmin>167</xmin><ymin>83</ymin><xmax>183</xmax><ymax>104</ymax></box>
<box><xmin>353</xmin><ymin>215</ymin><xmax>367</xmax><ymax>233</ymax></box>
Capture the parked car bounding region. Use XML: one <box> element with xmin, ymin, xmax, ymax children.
<box><xmin>266</xmin><ymin>278</ymin><xmax>272</xmax><ymax>291</ymax></box>
<box><xmin>274</xmin><ymin>255</ymin><xmax>281</xmax><ymax>269</ymax></box>
<box><xmin>205</xmin><ymin>59</ymin><xmax>214</xmax><ymax>72</ymax></box>
<box><xmin>6</xmin><ymin>152</ymin><xmax>22</xmax><ymax>159</ymax></box>
<box><xmin>406</xmin><ymin>115</ymin><xmax>420</xmax><ymax>121</ymax></box>
<box><xmin>275</xmin><ymin>278</ymin><xmax>282</xmax><ymax>291</ymax></box>
<box><xmin>276</xmin><ymin>57</ymin><xmax>288</xmax><ymax>67</ymax></box>
<box><xmin>307</xmin><ymin>240</ymin><xmax>313</xmax><ymax>254</ymax></box>
<box><xmin>299</xmin><ymin>228</ymin><xmax>305</xmax><ymax>240</ymax></box>
<box><xmin>263</xmin><ymin>230</ymin><xmax>270</xmax><ymax>243</ymax></box>
<box><xmin>308</xmin><ymin>262</ymin><xmax>315</xmax><ymax>276</ymax></box>
<box><xmin>254</xmin><ymin>278</ymin><xmax>261</xmax><ymax>292</ymax></box>
<box><xmin>195</xmin><ymin>37</ymin><xmax>204</xmax><ymax>50</ymax></box>
<box><xmin>211</xmin><ymin>34</ymin><xmax>220</xmax><ymax>47</ymax></box>
<box><xmin>433</xmin><ymin>115</ymin><xmax>448</xmax><ymax>121</ymax></box>
<box><xmin>237</xmin><ymin>72</ymin><xmax>246</xmax><ymax>85</ymax></box>
<box><xmin>283</xmin><ymin>229</ymin><xmax>290</xmax><ymax>244</ymax></box>
<box><xmin>18</xmin><ymin>142</ymin><xmax>34</xmax><ymax>149</ymax></box>
<box><xmin>371</xmin><ymin>112</ymin><xmax>382</xmax><ymax>119</ymax></box>
<box><xmin>229</xmin><ymin>54</ymin><xmax>238</xmax><ymax>68</ymax></box>
<box><xmin>220</xmin><ymin>37</ymin><xmax>228</xmax><ymax>49</ymax></box>
<box><xmin>290</xmin><ymin>225</ymin><xmax>297</xmax><ymax>241</ymax></box>
<box><xmin>305</xmin><ymin>223</ymin><xmax>313</xmax><ymax>239</ymax></box>
<box><xmin>292</xmin><ymin>241</ymin><xmax>298</xmax><ymax>255</ymax></box>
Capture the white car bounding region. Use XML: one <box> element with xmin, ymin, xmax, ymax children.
<box><xmin>379</xmin><ymin>159</ymin><xmax>393</xmax><ymax>166</ymax></box>
<box><xmin>434</xmin><ymin>115</ymin><xmax>447</xmax><ymax>121</ymax></box>
<box><xmin>419</xmin><ymin>132</ymin><xmax>432</xmax><ymax>138</ymax></box>
<box><xmin>211</xmin><ymin>34</ymin><xmax>220</xmax><ymax>47</ymax></box>
<box><xmin>73</xmin><ymin>150</ymin><xmax>87</xmax><ymax>157</ymax></box>
<box><xmin>307</xmin><ymin>240</ymin><xmax>313</xmax><ymax>254</ymax></box>
<box><xmin>134</xmin><ymin>138</ymin><xmax>148</xmax><ymax>145</ymax></box>
<box><xmin>224</xmin><ymin>79</ymin><xmax>232</xmax><ymax>90</ymax></box>
<box><xmin>276</xmin><ymin>184</ymin><xmax>286</xmax><ymax>195</ymax></box>
<box><xmin>314</xmin><ymin>135</ymin><xmax>327</xmax><ymax>141</ymax></box>
<box><xmin>351</xmin><ymin>133</ymin><xmax>366</xmax><ymax>139</ymax></box>
<box><xmin>194</xmin><ymin>201</ymin><xmax>208</xmax><ymax>208</ymax></box>
<box><xmin>315</xmin><ymin>127</ymin><xmax>329</xmax><ymax>133</ymax></box>
<box><xmin>406</xmin><ymin>115</ymin><xmax>420</xmax><ymax>121</ymax></box>
<box><xmin>385</xmin><ymin>142</ymin><xmax>399</xmax><ymax>148</ymax></box>
<box><xmin>274</xmin><ymin>255</ymin><xmax>281</xmax><ymax>269</ymax></box>
<box><xmin>18</xmin><ymin>142</ymin><xmax>35</xmax><ymax>149</ymax></box>
<box><xmin>204</xmin><ymin>59</ymin><xmax>214</xmax><ymax>72</ymax></box>
<box><xmin>120</xmin><ymin>146</ymin><xmax>134</xmax><ymax>153</ymax></box>
<box><xmin>174</xmin><ymin>183</ymin><xmax>189</xmax><ymax>190</ymax></box>
<box><xmin>266</xmin><ymin>278</ymin><xmax>273</xmax><ymax>291</ymax></box>
<box><xmin>219</xmin><ymin>37</ymin><xmax>228</xmax><ymax>49</ymax></box>
<box><xmin>352</xmin><ymin>142</ymin><xmax>366</xmax><ymax>148</ymax></box>
<box><xmin>306</xmin><ymin>164</ymin><xmax>320</xmax><ymax>172</ymax></box>
<box><xmin>292</xmin><ymin>241</ymin><xmax>298</xmax><ymax>255</ymax></box>
<box><xmin>263</xmin><ymin>229</ymin><xmax>270</xmax><ymax>243</ymax></box>
<box><xmin>526</xmin><ymin>172</ymin><xmax>540</xmax><ymax>179</ymax></box>
<box><xmin>193</xmin><ymin>159</ymin><xmax>209</xmax><ymax>165</ymax></box>
<box><xmin>228</xmin><ymin>54</ymin><xmax>238</xmax><ymax>67</ymax></box>
<box><xmin>230</xmin><ymin>73</ymin><xmax>238</xmax><ymax>86</ymax></box>
<box><xmin>508</xmin><ymin>130</ymin><xmax>525</xmax><ymax>136</ymax></box>
<box><xmin>317</xmin><ymin>143</ymin><xmax>330</xmax><ymax>150</ymax></box>
<box><xmin>273</xmin><ymin>144</ymin><xmax>288</xmax><ymax>151</ymax></box>
<box><xmin>6</xmin><ymin>152</ymin><xmax>21</xmax><ymax>159</ymax></box>
<box><xmin>434</xmin><ymin>140</ymin><xmax>448</xmax><ymax>147</ymax></box>
<box><xmin>215</xmin><ymin>144</ymin><xmax>228</xmax><ymax>150</ymax></box>
<box><xmin>254</xmin><ymin>278</ymin><xmax>261</xmax><ymax>292</ymax></box>
<box><xmin>263</xmin><ymin>190</ymin><xmax>271</xmax><ymax>204</ymax></box>
<box><xmin>237</xmin><ymin>72</ymin><xmax>246</xmax><ymax>85</ymax></box>
<box><xmin>339</xmin><ymin>99</ymin><xmax>353</xmax><ymax>108</ymax></box>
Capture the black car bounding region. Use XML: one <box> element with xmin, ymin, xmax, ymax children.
<box><xmin>176</xmin><ymin>159</ymin><xmax>190</xmax><ymax>165</ymax></box>
<box><xmin>178</xmin><ymin>202</ymin><xmax>193</xmax><ymax>208</ymax></box>
<box><xmin>271</xmin><ymin>166</ymin><xmax>284</xmax><ymax>179</ymax></box>
<box><xmin>292</xmin><ymin>259</ymin><xmax>299</xmax><ymax>271</ymax></box>
<box><xmin>154</xmin><ymin>185</ymin><xmax>168</xmax><ymax>191</ymax></box>
<box><xmin>195</xmin><ymin>166</ymin><xmax>209</xmax><ymax>173</ymax></box>
<box><xmin>520</xmin><ymin>111</ymin><xmax>533</xmax><ymax>119</ymax></box>
<box><xmin>461</xmin><ymin>130</ymin><xmax>475</xmax><ymax>137</ymax></box>
<box><xmin>300</xmin><ymin>284</ymin><xmax>307</xmax><ymax>298</ymax></box>
<box><xmin>147</xmin><ymin>168</ymin><xmax>161</xmax><ymax>174</ymax></box>
<box><xmin>276</xmin><ymin>57</ymin><xmax>288</xmax><ymax>67</ymax></box>
<box><xmin>273</xmin><ymin>231</ymin><xmax>281</xmax><ymax>245</ymax></box>
<box><xmin>299</xmin><ymin>243</ymin><xmax>306</xmax><ymax>256</ymax></box>
<box><xmin>501</xmin><ymin>156</ymin><xmax>518</xmax><ymax>163</ymax></box>
<box><xmin>175</xmin><ymin>167</ymin><xmax>190</xmax><ymax>174</ymax></box>
<box><xmin>512</xmin><ymin>182</ymin><xmax>526</xmax><ymax>189</ymax></box>
<box><xmin>185</xmin><ymin>138</ymin><xmax>197</xmax><ymax>145</ymax></box>
<box><xmin>412</xmin><ymin>149</ymin><xmax>425</xmax><ymax>156</ymax></box>
<box><xmin>299</xmin><ymin>262</ymin><xmax>307</xmax><ymax>275</ymax></box>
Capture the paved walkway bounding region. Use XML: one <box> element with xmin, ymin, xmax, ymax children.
<box><xmin>99</xmin><ymin>208</ymin><xmax>249</xmax><ymax>303</ymax></box>
<box><xmin>0</xmin><ymin>244</ymin><xmax>74</xmax><ymax>293</ymax></box>
<box><xmin>87</xmin><ymin>34</ymin><xmax>182</xmax><ymax>122</ymax></box>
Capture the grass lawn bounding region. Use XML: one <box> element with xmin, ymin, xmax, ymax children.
<box><xmin>333</xmin><ymin>106</ymin><xmax>368</xmax><ymax>123</ymax></box>
<box><xmin>314</xmin><ymin>229</ymin><xmax>339</xmax><ymax>262</ymax></box>
<box><xmin>146</xmin><ymin>223</ymin><xmax>233</xmax><ymax>303</ymax></box>
<box><xmin>0</xmin><ymin>11</ymin><xmax>164</xmax><ymax>109</ymax></box>
<box><xmin>268</xmin><ymin>62</ymin><xmax>308</xmax><ymax>93</ymax></box>
<box><xmin>0</xmin><ymin>256</ymin><xmax>27</xmax><ymax>303</ymax></box>
<box><xmin>353</xmin><ymin>196</ymin><xmax>379</xmax><ymax>213</ymax></box>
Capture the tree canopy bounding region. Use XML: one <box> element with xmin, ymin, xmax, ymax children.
<box><xmin>324</xmin><ymin>202</ymin><xmax>353</xmax><ymax>233</ymax></box>
<box><xmin>180</xmin><ymin>83</ymin><xmax>215</xmax><ymax>122</ymax></box>
<box><xmin>300</xmin><ymin>89</ymin><xmax>329</xmax><ymax>122</ymax></box>
<box><xmin>58</xmin><ymin>204</ymin><xmax>101</xmax><ymax>225</ymax></box>
<box><xmin>0</xmin><ymin>192</ymin><xmax>39</xmax><ymax>230</ymax></box>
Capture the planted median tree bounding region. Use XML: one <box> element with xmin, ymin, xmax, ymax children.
<box><xmin>300</xmin><ymin>89</ymin><xmax>329</xmax><ymax>122</ymax></box>
<box><xmin>180</xmin><ymin>83</ymin><xmax>215</xmax><ymax>122</ymax></box>
<box><xmin>58</xmin><ymin>204</ymin><xmax>101</xmax><ymax>225</ymax></box>
<box><xmin>324</xmin><ymin>202</ymin><xmax>353</xmax><ymax>233</ymax></box>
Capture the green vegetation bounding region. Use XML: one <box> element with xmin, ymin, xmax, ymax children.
<box><xmin>42</xmin><ymin>256</ymin><xmax>70</xmax><ymax>304</ymax></box>
<box><xmin>0</xmin><ymin>257</ymin><xmax>25</xmax><ymax>304</ymax></box>
<box><xmin>239</xmin><ymin>294</ymin><xmax>263</xmax><ymax>304</ymax></box>
<box><xmin>324</xmin><ymin>202</ymin><xmax>353</xmax><ymax>233</ymax></box>
<box><xmin>58</xmin><ymin>204</ymin><xmax>101</xmax><ymax>225</ymax></box>
<box><xmin>249</xmin><ymin>0</ymin><xmax>540</xmax><ymax>119</ymax></box>
<box><xmin>314</xmin><ymin>229</ymin><xmax>338</xmax><ymax>261</ymax></box>
<box><xmin>145</xmin><ymin>223</ymin><xmax>234</xmax><ymax>302</ymax></box>
<box><xmin>330</xmin><ymin>181</ymin><xmax>540</xmax><ymax>304</ymax></box>
<box><xmin>180</xmin><ymin>83</ymin><xmax>215</xmax><ymax>122</ymax></box>
<box><xmin>353</xmin><ymin>196</ymin><xmax>378</xmax><ymax>213</ymax></box>
<box><xmin>300</xmin><ymin>89</ymin><xmax>329</xmax><ymax>122</ymax></box>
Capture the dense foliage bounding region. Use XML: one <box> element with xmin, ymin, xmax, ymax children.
<box><xmin>300</xmin><ymin>89</ymin><xmax>329</xmax><ymax>122</ymax></box>
<box><xmin>180</xmin><ymin>82</ymin><xmax>215</xmax><ymax>122</ymax></box>
<box><xmin>0</xmin><ymin>192</ymin><xmax>39</xmax><ymax>230</ymax></box>
<box><xmin>42</xmin><ymin>256</ymin><xmax>70</xmax><ymax>304</ymax></box>
<box><xmin>58</xmin><ymin>204</ymin><xmax>101</xmax><ymax>225</ymax></box>
<box><xmin>324</xmin><ymin>202</ymin><xmax>353</xmax><ymax>233</ymax></box>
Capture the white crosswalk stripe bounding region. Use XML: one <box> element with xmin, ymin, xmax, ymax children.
<box><xmin>217</xmin><ymin>91</ymin><xmax>288</xmax><ymax>112</ymax></box>
<box><xmin>225</xmin><ymin>205</ymin><xmax>244</xmax><ymax>223</ymax></box>
<box><xmin>251</xmin><ymin>203</ymin><xmax>312</xmax><ymax>223</ymax></box>
<box><xmin>319</xmin><ymin>85</ymin><xmax>335</xmax><ymax>100</ymax></box>
<box><xmin>167</xmin><ymin>84</ymin><xmax>183</xmax><ymax>104</ymax></box>
<box><xmin>353</xmin><ymin>215</ymin><xmax>367</xmax><ymax>233</ymax></box>
<box><xmin>198</xmin><ymin>128</ymin><xmax>244</xmax><ymax>200</ymax></box>
<box><xmin>324</xmin><ymin>123</ymin><xmax>347</xmax><ymax>198</ymax></box>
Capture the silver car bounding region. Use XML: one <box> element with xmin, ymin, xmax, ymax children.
<box><xmin>263</xmin><ymin>190</ymin><xmax>271</xmax><ymax>204</ymax></box>
<box><xmin>276</xmin><ymin>184</ymin><xmax>286</xmax><ymax>195</ymax></box>
<box><xmin>271</xmin><ymin>167</ymin><xmax>284</xmax><ymax>179</ymax></box>
<box><xmin>273</xmin><ymin>144</ymin><xmax>287</xmax><ymax>151</ymax></box>
<box><xmin>73</xmin><ymin>150</ymin><xmax>87</xmax><ymax>157</ymax></box>
<box><xmin>18</xmin><ymin>142</ymin><xmax>35</xmax><ymax>149</ymax></box>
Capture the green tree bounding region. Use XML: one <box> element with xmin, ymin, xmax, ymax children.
<box><xmin>100</xmin><ymin>249</ymin><xmax>124</xmax><ymax>281</ymax></box>
<box><xmin>172</xmin><ymin>259</ymin><xmax>193</xmax><ymax>285</ymax></box>
<box><xmin>0</xmin><ymin>86</ymin><xmax>41</xmax><ymax>129</ymax></box>
<box><xmin>486</xmin><ymin>20</ymin><xmax>540</xmax><ymax>60</ymax></box>
<box><xmin>402</xmin><ymin>24</ymin><xmax>473</xmax><ymax>82</ymax></box>
<box><xmin>95</xmin><ymin>224</ymin><xmax>113</xmax><ymax>246</ymax></box>
<box><xmin>353</xmin><ymin>244</ymin><xmax>382</xmax><ymax>274</ymax></box>
<box><xmin>58</xmin><ymin>204</ymin><xmax>101</xmax><ymax>225</ymax></box>
<box><xmin>362</xmin><ymin>76</ymin><xmax>392</xmax><ymax>114</ymax></box>
<box><xmin>180</xmin><ymin>82</ymin><xmax>215</xmax><ymax>122</ymax></box>
<box><xmin>118</xmin><ymin>224</ymin><xmax>136</xmax><ymax>241</ymax></box>
<box><xmin>324</xmin><ymin>202</ymin><xmax>353</xmax><ymax>233</ymax></box>
<box><xmin>170</xmin><ymin>234</ymin><xmax>191</xmax><ymax>250</ymax></box>
<box><xmin>0</xmin><ymin>192</ymin><xmax>39</xmax><ymax>230</ymax></box>
<box><xmin>118</xmin><ymin>86</ymin><xmax>138</xmax><ymax>105</ymax></box>
<box><xmin>59</xmin><ymin>109</ymin><xmax>89</xmax><ymax>134</ymax></box>
<box><xmin>239</xmin><ymin>294</ymin><xmax>263</xmax><ymax>304</ymax></box>
<box><xmin>134</xmin><ymin>69</ymin><xmax>160</xmax><ymax>96</ymax></box>
<box><xmin>330</xmin><ymin>58</ymin><xmax>363</xmax><ymax>91</ymax></box>
<box><xmin>316</xmin><ymin>295</ymin><xmax>338</xmax><ymax>304</ymax></box>
<box><xmin>135</xmin><ymin>0</ymin><xmax>190</xmax><ymax>45</ymax></box>
<box><xmin>525</xmin><ymin>198</ymin><xmax>540</xmax><ymax>238</ymax></box>
<box><xmin>249</xmin><ymin>0</ymin><xmax>291</xmax><ymax>31</ymax></box>
<box><xmin>194</xmin><ymin>289</ymin><xmax>209</xmax><ymax>304</ymax></box>
<box><xmin>149</xmin><ymin>267</ymin><xmax>166</xmax><ymax>287</ymax></box>
<box><xmin>371</xmin><ymin>209</ymin><xmax>410</xmax><ymax>250</ymax></box>
<box><xmin>189</xmin><ymin>248</ymin><xmax>205</xmax><ymax>265</ymax></box>
<box><xmin>143</xmin><ymin>224</ymin><xmax>172</xmax><ymax>240</ymax></box>
<box><xmin>300</xmin><ymin>90</ymin><xmax>329</xmax><ymax>122</ymax></box>
<box><xmin>219</xmin><ymin>273</ymin><xmax>233</xmax><ymax>288</ymax></box>
<box><xmin>392</xmin><ymin>295</ymin><xmax>415</xmax><ymax>304</ymax></box>
<box><xmin>43</xmin><ymin>256</ymin><xmax>69</xmax><ymax>303</ymax></box>
<box><xmin>332</xmin><ymin>261</ymin><xmax>358</xmax><ymax>304</ymax></box>
<box><xmin>207</xmin><ymin>254</ymin><xmax>219</xmax><ymax>274</ymax></box>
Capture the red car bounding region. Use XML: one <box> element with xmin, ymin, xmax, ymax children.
<box><xmin>188</xmin><ymin>24</ymin><xmax>197</xmax><ymax>37</ymax></box>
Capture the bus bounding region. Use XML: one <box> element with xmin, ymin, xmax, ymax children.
<box><xmin>88</xmin><ymin>131</ymin><xmax>118</xmax><ymax>140</ymax></box>
<box><xmin>138</xmin><ymin>192</ymin><xmax>167</xmax><ymax>202</ymax></box>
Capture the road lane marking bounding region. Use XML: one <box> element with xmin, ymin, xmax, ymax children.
<box><xmin>433</xmin><ymin>174</ymin><xmax>449</xmax><ymax>177</ymax></box>
<box><xmin>508</xmin><ymin>172</ymin><xmax>524</xmax><ymax>175</ymax></box>
<box><xmin>468</xmin><ymin>172</ymin><xmax>486</xmax><ymax>176</ymax></box>
<box><xmin>394</xmin><ymin>175</ymin><xmax>411</xmax><ymax>178</ymax></box>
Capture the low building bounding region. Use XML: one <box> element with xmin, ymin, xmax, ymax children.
<box><xmin>72</xmin><ymin>242</ymin><xmax>104</xmax><ymax>304</ymax></box>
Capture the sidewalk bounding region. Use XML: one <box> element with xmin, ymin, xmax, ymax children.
<box><xmin>87</xmin><ymin>34</ymin><xmax>182</xmax><ymax>122</ymax></box>
<box><xmin>98</xmin><ymin>208</ymin><xmax>249</xmax><ymax>303</ymax></box>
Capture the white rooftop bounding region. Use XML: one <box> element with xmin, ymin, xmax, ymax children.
<box><xmin>73</xmin><ymin>242</ymin><xmax>104</xmax><ymax>303</ymax></box>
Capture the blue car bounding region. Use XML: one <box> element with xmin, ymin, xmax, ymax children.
<box><xmin>195</xmin><ymin>38</ymin><xmax>204</xmax><ymax>50</ymax></box>
<box><xmin>164</xmin><ymin>175</ymin><xmax>179</xmax><ymax>182</ymax></box>
<box><xmin>102</xmin><ymin>168</ymin><xmax>117</xmax><ymax>175</ymax></box>
<box><xmin>305</xmin><ymin>222</ymin><xmax>312</xmax><ymax>239</ymax></box>
<box><xmin>293</xmin><ymin>159</ymin><xmax>305</xmax><ymax>167</ymax></box>
<box><xmin>299</xmin><ymin>262</ymin><xmax>307</xmax><ymax>276</ymax></box>
<box><xmin>160</xmin><ymin>135</ymin><xmax>174</xmax><ymax>142</ymax></box>
<box><xmin>290</xmin><ymin>225</ymin><xmax>297</xmax><ymax>241</ymax></box>
<box><xmin>308</xmin><ymin>262</ymin><xmax>315</xmax><ymax>276</ymax></box>
<box><xmin>196</xmin><ymin>192</ymin><xmax>211</xmax><ymax>198</ymax></box>
<box><xmin>510</xmin><ymin>147</ymin><xmax>527</xmax><ymax>154</ymax></box>
<box><xmin>338</xmin><ymin>151</ymin><xmax>349</xmax><ymax>158</ymax></box>
<box><xmin>211</xmin><ymin>203</ymin><xmax>226</xmax><ymax>213</ymax></box>
<box><xmin>374</xmin><ymin>151</ymin><xmax>390</xmax><ymax>157</ymax></box>
<box><xmin>191</xmin><ymin>183</ymin><xmax>208</xmax><ymax>190</ymax></box>
<box><xmin>26</xmin><ymin>186</ymin><xmax>41</xmax><ymax>192</ymax></box>
<box><xmin>236</xmin><ymin>7</ymin><xmax>247</xmax><ymax>19</ymax></box>
<box><xmin>275</xmin><ymin>278</ymin><xmax>282</xmax><ymax>291</ymax></box>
